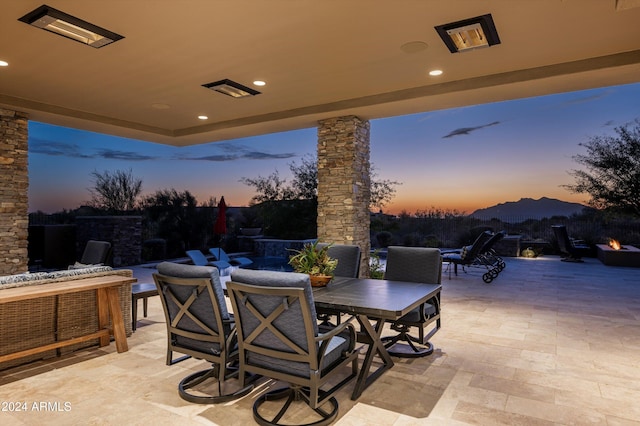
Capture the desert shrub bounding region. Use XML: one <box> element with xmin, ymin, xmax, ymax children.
<box><xmin>402</xmin><ymin>232</ymin><xmax>421</xmax><ymax>247</ymax></box>
<box><xmin>424</xmin><ymin>235</ymin><xmax>441</xmax><ymax>248</ymax></box>
<box><xmin>255</xmin><ymin>199</ymin><xmax>317</xmax><ymax>239</ymax></box>
<box><xmin>376</xmin><ymin>231</ymin><xmax>393</xmax><ymax>248</ymax></box>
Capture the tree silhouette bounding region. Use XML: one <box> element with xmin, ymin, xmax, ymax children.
<box><xmin>87</xmin><ymin>169</ymin><xmax>142</xmax><ymax>211</ymax></box>
<box><xmin>240</xmin><ymin>154</ymin><xmax>399</xmax><ymax>209</ymax></box>
<box><xmin>565</xmin><ymin>119</ymin><xmax>640</xmax><ymax>216</ymax></box>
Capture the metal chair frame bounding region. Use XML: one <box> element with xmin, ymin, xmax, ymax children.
<box><xmin>316</xmin><ymin>243</ymin><xmax>362</xmax><ymax>326</ymax></box>
<box><xmin>227</xmin><ymin>273</ymin><xmax>359</xmax><ymax>426</ymax></box>
<box><xmin>154</xmin><ymin>265</ymin><xmax>254</xmax><ymax>404</ymax></box>
<box><xmin>381</xmin><ymin>246</ymin><xmax>442</xmax><ymax>358</ymax></box>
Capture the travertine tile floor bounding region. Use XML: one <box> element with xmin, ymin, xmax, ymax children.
<box><xmin>1</xmin><ymin>256</ymin><xmax>639</xmax><ymax>425</ymax></box>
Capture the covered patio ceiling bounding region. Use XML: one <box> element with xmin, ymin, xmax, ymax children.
<box><xmin>1</xmin><ymin>0</ymin><xmax>640</xmax><ymax>147</ymax></box>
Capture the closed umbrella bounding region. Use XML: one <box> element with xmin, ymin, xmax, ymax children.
<box><xmin>213</xmin><ymin>197</ymin><xmax>227</xmax><ymax>258</ymax></box>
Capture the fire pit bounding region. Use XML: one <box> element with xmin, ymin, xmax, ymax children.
<box><xmin>596</xmin><ymin>239</ymin><xmax>640</xmax><ymax>267</ymax></box>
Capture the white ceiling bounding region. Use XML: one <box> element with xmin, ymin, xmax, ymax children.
<box><xmin>1</xmin><ymin>0</ymin><xmax>640</xmax><ymax>147</ymax></box>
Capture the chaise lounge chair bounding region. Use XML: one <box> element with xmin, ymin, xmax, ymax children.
<box><xmin>208</xmin><ymin>247</ymin><xmax>253</xmax><ymax>267</ymax></box>
<box><xmin>69</xmin><ymin>240</ymin><xmax>112</xmax><ymax>269</ymax></box>
<box><xmin>185</xmin><ymin>249</ymin><xmax>232</xmax><ymax>273</ymax></box>
<box><xmin>441</xmin><ymin>231</ymin><xmax>504</xmax><ymax>283</ymax></box>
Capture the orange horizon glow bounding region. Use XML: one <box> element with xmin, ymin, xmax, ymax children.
<box><xmin>376</xmin><ymin>187</ymin><xmax>589</xmax><ymax>216</ymax></box>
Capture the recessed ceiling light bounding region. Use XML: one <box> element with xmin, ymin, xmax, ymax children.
<box><xmin>0</xmin><ymin>60</ymin><xmax>8</xmax><ymax>67</ymax></box>
<box><xmin>400</xmin><ymin>41</ymin><xmax>428</xmax><ymax>54</ymax></box>
<box><xmin>253</xmin><ymin>80</ymin><xmax>266</xmax><ymax>86</ymax></box>
<box><xmin>429</xmin><ymin>69</ymin><xmax>443</xmax><ymax>76</ymax></box>
<box><xmin>435</xmin><ymin>14</ymin><xmax>500</xmax><ymax>53</ymax></box>
<box><xmin>18</xmin><ymin>5</ymin><xmax>124</xmax><ymax>48</ymax></box>
<box><xmin>198</xmin><ymin>115</ymin><xmax>208</xmax><ymax>120</ymax></box>
<box><xmin>202</xmin><ymin>79</ymin><xmax>261</xmax><ymax>98</ymax></box>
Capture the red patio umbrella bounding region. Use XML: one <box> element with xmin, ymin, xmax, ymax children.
<box><xmin>213</xmin><ymin>196</ymin><xmax>227</xmax><ymax>235</ymax></box>
<box><xmin>213</xmin><ymin>197</ymin><xmax>227</xmax><ymax>257</ymax></box>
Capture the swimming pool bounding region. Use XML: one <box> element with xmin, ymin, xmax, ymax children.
<box><xmin>243</xmin><ymin>256</ymin><xmax>293</xmax><ymax>272</ymax></box>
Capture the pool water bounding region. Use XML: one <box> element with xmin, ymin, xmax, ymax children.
<box><xmin>244</xmin><ymin>256</ymin><xmax>293</xmax><ymax>272</ymax></box>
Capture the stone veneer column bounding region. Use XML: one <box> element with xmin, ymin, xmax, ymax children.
<box><xmin>0</xmin><ymin>109</ymin><xmax>29</xmax><ymax>275</ymax></box>
<box><xmin>317</xmin><ymin>116</ymin><xmax>371</xmax><ymax>277</ymax></box>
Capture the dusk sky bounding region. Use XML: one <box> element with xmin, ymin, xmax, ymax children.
<box><xmin>28</xmin><ymin>82</ymin><xmax>640</xmax><ymax>215</ymax></box>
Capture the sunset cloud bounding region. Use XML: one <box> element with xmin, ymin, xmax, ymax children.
<box><xmin>96</xmin><ymin>149</ymin><xmax>157</xmax><ymax>161</ymax></box>
<box><xmin>180</xmin><ymin>142</ymin><xmax>296</xmax><ymax>161</ymax></box>
<box><xmin>29</xmin><ymin>139</ymin><xmax>92</xmax><ymax>158</ymax></box>
<box><xmin>31</xmin><ymin>138</ymin><xmax>295</xmax><ymax>162</ymax></box>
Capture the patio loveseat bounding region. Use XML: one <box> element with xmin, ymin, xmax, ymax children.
<box><xmin>0</xmin><ymin>266</ymin><xmax>134</xmax><ymax>370</ymax></box>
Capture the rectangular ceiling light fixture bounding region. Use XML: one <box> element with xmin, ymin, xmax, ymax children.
<box><xmin>19</xmin><ymin>5</ymin><xmax>124</xmax><ymax>48</ymax></box>
<box><xmin>435</xmin><ymin>14</ymin><xmax>500</xmax><ymax>53</ymax></box>
<box><xmin>202</xmin><ymin>79</ymin><xmax>261</xmax><ymax>98</ymax></box>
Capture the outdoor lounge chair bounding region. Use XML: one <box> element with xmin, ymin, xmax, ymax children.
<box><xmin>552</xmin><ymin>225</ymin><xmax>590</xmax><ymax>262</ymax></box>
<box><xmin>153</xmin><ymin>262</ymin><xmax>255</xmax><ymax>403</ymax></box>
<box><xmin>208</xmin><ymin>247</ymin><xmax>253</xmax><ymax>267</ymax></box>
<box><xmin>185</xmin><ymin>249</ymin><xmax>232</xmax><ymax>272</ymax></box>
<box><xmin>475</xmin><ymin>230</ymin><xmax>507</xmax><ymax>275</ymax></box>
<box><xmin>441</xmin><ymin>231</ymin><xmax>503</xmax><ymax>283</ymax></box>
<box><xmin>69</xmin><ymin>240</ymin><xmax>112</xmax><ymax>268</ymax></box>
<box><xmin>227</xmin><ymin>269</ymin><xmax>359</xmax><ymax>426</ymax></box>
<box><xmin>381</xmin><ymin>246</ymin><xmax>442</xmax><ymax>358</ymax></box>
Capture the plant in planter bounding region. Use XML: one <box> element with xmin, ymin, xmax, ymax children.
<box><xmin>288</xmin><ymin>241</ymin><xmax>338</xmax><ymax>287</ymax></box>
<box><xmin>369</xmin><ymin>249</ymin><xmax>385</xmax><ymax>279</ymax></box>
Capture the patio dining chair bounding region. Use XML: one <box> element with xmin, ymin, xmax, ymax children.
<box><xmin>316</xmin><ymin>243</ymin><xmax>362</xmax><ymax>325</ymax></box>
<box><xmin>381</xmin><ymin>246</ymin><xmax>442</xmax><ymax>358</ymax></box>
<box><xmin>317</xmin><ymin>243</ymin><xmax>361</xmax><ymax>278</ymax></box>
<box><xmin>227</xmin><ymin>268</ymin><xmax>359</xmax><ymax>426</ymax></box>
<box><xmin>153</xmin><ymin>262</ymin><xmax>254</xmax><ymax>404</ymax></box>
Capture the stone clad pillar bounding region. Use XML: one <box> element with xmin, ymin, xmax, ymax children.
<box><xmin>317</xmin><ymin>116</ymin><xmax>370</xmax><ymax>277</ymax></box>
<box><xmin>0</xmin><ymin>109</ymin><xmax>29</xmax><ymax>274</ymax></box>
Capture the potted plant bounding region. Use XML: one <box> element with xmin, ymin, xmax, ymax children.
<box><xmin>288</xmin><ymin>241</ymin><xmax>338</xmax><ymax>287</ymax></box>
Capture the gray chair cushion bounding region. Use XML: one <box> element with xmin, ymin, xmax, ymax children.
<box><xmin>230</xmin><ymin>269</ymin><xmax>332</xmax><ymax>377</ymax></box>
<box><xmin>250</xmin><ymin>334</ymin><xmax>350</xmax><ymax>378</ymax></box>
<box><xmin>384</xmin><ymin>246</ymin><xmax>442</xmax><ymax>284</ymax></box>
<box><xmin>397</xmin><ymin>303</ymin><xmax>437</xmax><ymax>322</ymax></box>
<box><xmin>80</xmin><ymin>240</ymin><xmax>111</xmax><ymax>265</ymax></box>
<box><xmin>318</xmin><ymin>243</ymin><xmax>361</xmax><ymax>278</ymax></box>
<box><xmin>230</xmin><ymin>269</ymin><xmax>318</xmax><ymax>335</ymax></box>
<box><xmin>157</xmin><ymin>262</ymin><xmax>229</xmax><ymax>320</ymax></box>
<box><xmin>384</xmin><ymin>247</ymin><xmax>441</xmax><ymax>322</ymax></box>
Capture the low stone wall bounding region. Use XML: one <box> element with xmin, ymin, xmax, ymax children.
<box><xmin>493</xmin><ymin>235</ymin><xmax>522</xmax><ymax>257</ymax></box>
<box><xmin>76</xmin><ymin>216</ymin><xmax>142</xmax><ymax>266</ymax></box>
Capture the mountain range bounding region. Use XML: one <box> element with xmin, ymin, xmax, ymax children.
<box><xmin>470</xmin><ymin>197</ymin><xmax>589</xmax><ymax>221</ymax></box>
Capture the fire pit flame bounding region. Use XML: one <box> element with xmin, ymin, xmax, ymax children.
<box><xmin>609</xmin><ymin>239</ymin><xmax>622</xmax><ymax>250</ymax></box>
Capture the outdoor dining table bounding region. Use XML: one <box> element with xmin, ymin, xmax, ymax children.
<box><xmin>312</xmin><ymin>276</ymin><xmax>442</xmax><ymax>400</ymax></box>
